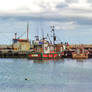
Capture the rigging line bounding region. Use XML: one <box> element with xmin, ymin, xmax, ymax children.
<box><xmin>56</xmin><ymin>35</ymin><xmax>62</xmax><ymax>41</ymax></box>
<box><xmin>0</xmin><ymin>32</ymin><xmax>16</xmax><ymax>33</ymax></box>
<box><xmin>0</xmin><ymin>31</ymin><xmax>25</xmax><ymax>34</ymax></box>
<box><xmin>18</xmin><ymin>31</ymin><xmax>26</xmax><ymax>39</ymax></box>
<box><xmin>41</xmin><ymin>27</ymin><xmax>45</xmax><ymax>39</ymax></box>
<box><xmin>47</xmin><ymin>34</ymin><xmax>52</xmax><ymax>43</ymax></box>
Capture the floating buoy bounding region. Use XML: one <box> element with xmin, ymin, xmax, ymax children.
<box><xmin>25</xmin><ymin>78</ymin><xmax>30</xmax><ymax>80</ymax></box>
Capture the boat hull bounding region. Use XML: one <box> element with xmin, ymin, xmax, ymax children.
<box><xmin>72</xmin><ymin>53</ymin><xmax>88</xmax><ymax>59</ymax></box>
<box><xmin>28</xmin><ymin>52</ymin><xmax>63</xmax><ymax>60</ymax></box>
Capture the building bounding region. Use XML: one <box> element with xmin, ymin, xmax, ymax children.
<box><xmin>12</xmin><ymin>39</ymin><xmax>31</xmax><ymax>51</ymax></box>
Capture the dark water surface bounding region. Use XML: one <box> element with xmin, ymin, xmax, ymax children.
<box><xmin>0</xmin><ymin>58</ymin><xmax>92</xmax><ymax>92</ymax></box>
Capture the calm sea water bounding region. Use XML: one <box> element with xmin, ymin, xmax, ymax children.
<box><xmin>0</xmin><ymin>58</ymin><xmax>92</xmax><ymax>92</ymax></box>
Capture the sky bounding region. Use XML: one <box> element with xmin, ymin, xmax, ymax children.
<box><xmin>0</xmin><ymin>0</ymin><xmax>92</xmax><ymax>44</ymax></box>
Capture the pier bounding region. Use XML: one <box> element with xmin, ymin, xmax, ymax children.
<box><xmin>0</xmin><ymin>49</ymin><xmax>32</xmax><ymax>58</ymax></box>
<box><xmin>0</xmin><ymin>44</ymin><xmax>92</xmax><ymax>59</ymax></box>
<box><xmin>63</xmin><ymin>44</ymin><xmax>92</xmax><ymax>58</ymax></box>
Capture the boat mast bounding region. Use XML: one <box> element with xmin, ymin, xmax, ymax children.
<box><xmin>51</xmin><ymin>25</ymin><xmax>56</xmax><ymax>45</ymax></box>
<box><xmin>41</xmin><ymin>28</ymin><xmax>44</xmax><ymax>40</ymax></box>
<box><xmin>15</xmin><ymin>33</ymin><xmax>17</xmax><ymax>39</ymax></box>
<box><xmin>27</xmin><ymin>23</ymin><xmax>29</xmax><ymax>41</ymax></box>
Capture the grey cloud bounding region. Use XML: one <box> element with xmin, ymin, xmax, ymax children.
<box><xmin>0</xmin><ymin>13</ymin><xmax>92</xmax><ymax>26</ymax></box>
<box><xmin>65</xmin><ymin>0</ymin><xmax>78</xmax><ymax>3</ymax></box>
<box><xmin>70</xmin><ymin>17</ymin><xmax>92</xmax><ymax>25</ymax></box>
<box><xmin>0</xmin><ymin>15</ymin><xmax>69</xmax><ymax>22</ymax></box>
<box><xmin>87</xmin><ymin>0</ymin><xmax>92</xmax><ymax>3</ymax></box>
<box><xmin>56</xmin><ymin>3</ymin><xmax>68</xmax><ymax>9</ymax></box>
<box><xmin>86</xmin><ymin>0</ymin><xmax>92</xmax><ymax>6</ymax></box>
<box><xmin>0</xmin><ymin>7</ymin><xmax>92</xmax><ymax>27</ymax></box>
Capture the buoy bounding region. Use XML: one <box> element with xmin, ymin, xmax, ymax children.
<box><xmin>25</xmin><ymin>78</ymin><xmax>30</xmax><ymax>80</ymax></box>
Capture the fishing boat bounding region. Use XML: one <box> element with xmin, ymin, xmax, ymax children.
<box><xmin>28</xmin><ymin>38</ymin><xmax>65</xmax><ymax>59</ymax></box>
<box><xmin>72</xmin><ymin>48</ymin><xmax>89</xmax><ymax>59</ymax></box>
<box><xmin>28</xmin><ymin>26</ymin><xmax>65</xmax><ymax>59</ymax></box>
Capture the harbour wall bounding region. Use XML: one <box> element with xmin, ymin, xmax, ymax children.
<box><xmin>0</xmin><ymin>44</ymin><xmax>92</xmax><ymax>58</ymax></box>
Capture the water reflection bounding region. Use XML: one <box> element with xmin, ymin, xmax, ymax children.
<box><xmin>76</xmin><ymin>59</ymin><xmax>86</xmax><ymax>62</ymax></box>
<box><xmin>32</xmin><ymin>58</ymin><xmax>88</xmax><ymax>64</ymax></box>
<box><xmin>33</xmin><ymin>59</ymin><xmax>65</xmax><ymax>64</ymax></box>
<box><xmin>33</xmin><ymin>60</ymin><xmax>49</xmax><ymax>63</ymax></box>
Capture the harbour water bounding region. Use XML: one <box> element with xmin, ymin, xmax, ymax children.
<box><xmin>0</xmin><ymin>58</ymin><xmax>92</xmax><ymax>92</ymax></box>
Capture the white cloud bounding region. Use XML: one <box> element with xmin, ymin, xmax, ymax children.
<box><xmin>0</xmin><ymin>0</ymin><xmax>65</xmax><ymax>13</ymax></box>
<box><xmin>0</xmin><ymin>0</ymin><xmax>92</xmax><ymax>18</ymax></box>
<box><xmin>0</xmin><ymin>0</ymin><xmax>42</xmax><ymax>13</ymax></box>
<box><xmin>68</xmin><ymin>0</ymin><xmax>91</xmax><ymax>9</ymax></box>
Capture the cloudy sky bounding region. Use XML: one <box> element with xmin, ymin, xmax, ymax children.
<box><xmin>0</xmin><ymin>0</ymin><xmax>92</xmax><ymax>44</ymax></box>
